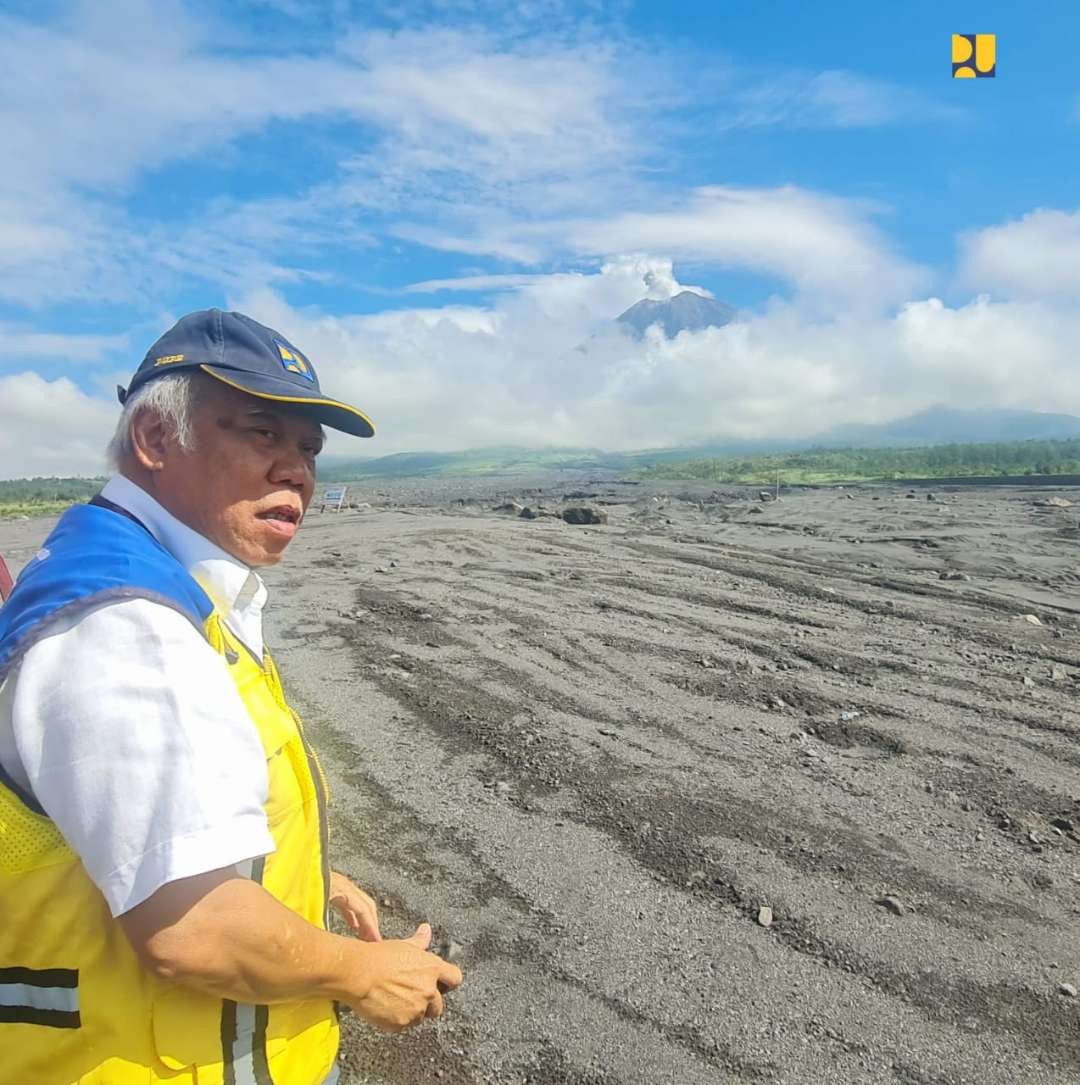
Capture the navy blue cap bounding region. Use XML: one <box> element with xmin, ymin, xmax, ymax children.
<box><xmin>119</xmin><ymin>309</ymin><xmax>375</xmax><ymax>438</ymax></box>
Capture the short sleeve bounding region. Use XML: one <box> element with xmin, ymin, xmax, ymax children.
<box><xmin>7</xmin><ymin>597</ymin><xmax>275</xmax><ymax>915</ymax></box>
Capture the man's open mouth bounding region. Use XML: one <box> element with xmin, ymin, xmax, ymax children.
<box><xmin>258</xmin><ymin>507</ymin><xmax>301</xmax><ymax>525</ymax></box>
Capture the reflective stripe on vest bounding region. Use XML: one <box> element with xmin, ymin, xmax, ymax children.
<box><xmin>0</xmin><ymin>967</ymin><xmax>80</xmax><ymax>1029</ymax></box>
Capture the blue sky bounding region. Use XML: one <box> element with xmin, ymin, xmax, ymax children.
<box><xmin>1</xmin><ymin>0</ymin><xmax>1079</xmax><ymax>477</ymax></box>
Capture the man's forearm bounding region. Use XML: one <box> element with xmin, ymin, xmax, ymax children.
<box><xmin>122</xmin><ymin>870</ymin><xmax>366</xmax><ymax>1005</ymax></box>
<box><xmin>121</xmin><ymin>865</ymin><xmax>462</xmax><ymax>1032</ymax></box>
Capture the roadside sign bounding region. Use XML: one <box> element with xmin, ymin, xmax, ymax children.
<box><xmin>0</xmin><ymin>556</ymin><xmax>12</xmax><ymax>603</ymax></box>
<box><xmin>320</xmin><ymin>485</ymin><xmax>347</xmax><ymax>512</ymax></box>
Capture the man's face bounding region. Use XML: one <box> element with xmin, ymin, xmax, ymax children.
<box><xmin>152</xmin><ymin>379</ymin><xmax>324</xmax><ymax>566</ymax></box>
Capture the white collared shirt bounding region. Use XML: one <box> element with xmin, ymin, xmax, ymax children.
<box><xmin>101</xmin><ymin>475</ymin><xmax>269</xmax><ymax>659</ymax></box>
<box><xmin>0</xmin><ymin>477</ymin><xmax>276</xmax><ymax>915</ymax></box>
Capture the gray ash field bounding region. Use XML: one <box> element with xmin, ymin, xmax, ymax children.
<box><xmin>3</xmin><ymin>476</ymin><xmax>1079</xmax><ymax>1083</ymax></box>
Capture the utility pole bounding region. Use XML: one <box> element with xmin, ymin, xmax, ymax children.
<box><xmin>775</xmin><ymin>469</ymin><xmax>780</xmax><ymax>502</ymax></box>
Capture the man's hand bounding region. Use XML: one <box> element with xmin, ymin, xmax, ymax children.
<box><xmin>347</xmin><ymin>922</ymin><xmax>463</xmax><ymax>1033</ymax></box>
<box><xmin>119</xmin><ymin>866</ymin><xmax>462</xmax><ymax>1031</ymax></box>
<box><xmin>329</xmin><ymin>870</ymin><xmax>382</xmax><ymax>941</ymax></box>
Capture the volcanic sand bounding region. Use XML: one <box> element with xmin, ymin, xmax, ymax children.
<box><xmin>3</xmin><ymin>477</ymin><xmax>1079</xmax><ymax>1083</ymax></box>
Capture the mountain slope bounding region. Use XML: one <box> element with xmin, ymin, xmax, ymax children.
<box><xmin>616</xmin><ymin>291</ymin><xmax>736</xmax><ymax>338</ymax></box>
<box><xmin>315</xmin><ymin>409</ymin><xmax>1080</xmax><ymax>479</ymax></box>
<box><xmin>822</xmin><ymin>406</ymin><xmax>1080</xmax><ymax>446</ymax></box>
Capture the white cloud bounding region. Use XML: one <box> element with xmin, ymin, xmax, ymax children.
<box><xmin>0</xmin><ymin>325</ymin><xmax>127</xmax><ymax>362</ymax></box>
<box><xmin>6</xmin><ymin>249</ymin><xmax>1080</xmax><ymax>478</ymax></box>
<box><xmin>567</xmin><ymin>186</ymin><xmax>925</xmax><ymax>307</ymax></box>
<box><xmin>418</xmin><ymin>185</ymin><xmax>926</xmax><ymax>308</ymax></box>
<box><xmin>404</xmin><ymin>274</ymin><xmax>552</xmax><ymax>293</ymax></box>
<box><xmin>959</xmin><ymin>208</ymin><xmax>1080</xmax><ymax>299</ymax></box>
<box><xmin>726</xmin><ymin>70</ymin><xmax>963</xmax><ymax>131</ymax></box>
<box><xmin>208</xmin><ymin>260</ymin><xmax>1080</xmax><ymax>461</ymax></box>
<box><xmin>0</xmin><ymin>372</ymin><xmax>114</xmax><ymax>479</ymax></box>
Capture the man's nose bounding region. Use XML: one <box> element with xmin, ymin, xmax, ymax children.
<box><xmin>269</xmin><ymin>448</ymin><xmax>312</xmax><ymax>488</ymax></box>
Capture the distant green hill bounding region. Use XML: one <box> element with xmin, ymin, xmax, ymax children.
<box><xmin>316</xmin><ymin>446</ymin><xmax>638</xmax><ymax>480</ymax></box>
<box><xmin>5</xmin><ymin>433</ymin><xmax>1080</xmax><ymax>521</ymax></box>
<box><xmin>0</xmin><ymin>477</ymin><xmax>105</xmax><ymax>520</ymax></box>
<box><xmin>320</xmin><ymin>408</ymin><xmax>1080</xmax><ymax>481</ymax></box>
<box><xmin>639</xmin><ymin>439</ymin><xmax>1080</xmax><ymax>485</ymax></box>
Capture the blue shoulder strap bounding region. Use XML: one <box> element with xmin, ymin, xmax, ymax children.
<box><xmin>0</xmin><ymin>500</ymin><xmax>213</xmax><ymax>682</ymax></box>
<box><xmin>0</xmin><ymin>499</ymin><xmax>214</xmax><ymax>813</ymax></box>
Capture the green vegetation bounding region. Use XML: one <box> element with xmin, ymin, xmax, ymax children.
<box><xmin>317</xmin><ymin>447</ymin><xmax>622</xmax><ymax>480</ymax></box>
<box><xmin>637</xmin><ymin>439</ymin><xmax>1080</xmax><ymax>484</ymax></box>
<box><xmin>3</xmin><ymin>437</ymin><xmax>1080</xmax><ymax>519</ymax></box>
<box><xmin>0</xmin><ymin>477</ymin><xmax>104</xmax><ymax>520</ymax></box>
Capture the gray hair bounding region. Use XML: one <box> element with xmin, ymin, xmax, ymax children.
<box><xmin>105</xmin><ymin>372</ymin><xmax>202</xmax><ymax>470</ymax></box>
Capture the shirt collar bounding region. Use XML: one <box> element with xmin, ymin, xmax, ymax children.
<box><xmin>99</xmin><ymin>475</ymin><xmax>267</xmax><ymax>628</ymax></box>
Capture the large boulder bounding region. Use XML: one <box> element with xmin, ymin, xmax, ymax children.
<box><xmin>562</xmin><ymin>506</ymin><xmax>608</xmax><ymax>525</ymax></box>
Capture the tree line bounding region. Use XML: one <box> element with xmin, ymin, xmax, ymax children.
<box><xmin>0</xmin><ymin>477</ymin><xmax>105</xmax><ymax>503</ymax></box>
<box><xmin>638</xmin><ymin>439</ymin><xmax>1080</xmax><ymax>483</ymax></box>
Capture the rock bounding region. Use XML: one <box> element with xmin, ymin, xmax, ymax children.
<box><xmin>747</xmin><ymin>506</ymin><xmax>764</xmax><ymax>515</ymax></box>
<box><xmin>757</xmin><ymin>906</ymin><xmax>773</xmax><ymax>928</ymax></box>
<box><xmin>495</xmin><ymin>502</ymin><xmax>524</xmax><ymax>514</ymax></box>
<box><xmin>1023</xmin><ymin>614</ymin><xmax>1043</xmax><ymax>626</ymax></box>
<box><xmin>1028</xmin><ymin>831</ymin><xmax>1042</xmax><ymax>846</ymax></box>
<box><xmin>875</xmin><ymin>895</ymin><xmax>906</xmax><ymax>916</ymax></box>
<box><xmin>519</xmin><ymin>507</ymin><xmax>538</xmax><ymax>519</ymax></box>
<box><xmin>1022</xmin><ymin>676</ymin><xmax>1036</xmax><ymax>688</ymax></box>
<box><xmin>1035</xmin><ymin>497</ymin><xmax>1073</xmax><ymax>508</ymax></box>
<box><xmin>758</xmin><ymin>491</ymin><xmax>773</xmax><ymax>503</ymax></box>
<box><xmin>939</xmin><ymin>571</ymin><xmax>971</xmax><ymax>581</ymax></box>
<box><xmin>494</xmin><ymin>781</ymin><xmax>511</xmax><ymax>796</ymax></box>
<box><xmin>839</xmin><ymin>710</ymin><xmax>861</xmax><ymax>722</ymax></box>
<box><xmin>697</xmin><ymin>657</ymin><xmax>713</xmax><ymax>668</ymax></box>
<box><xmin>1059</xmin><ymin>983</ymin><xmax>1077</xmax><ymax>998</ymax></box>
<box><xmin>1052</xmin><ymin>817</ymin><xmax>1075</xmax><ymax>833</ymax></box>
<box><xmin>562</xmin><ymin>506</ymin><xmax>608</xmax><ymax>525</ymax></box>
<box><xmin>445</xmin><ymin>940</ymin><xmax>465</xmax><ymax>964</ymax></box>
<box><xmin>374</xmin><ymin>565</ymin><xmax>389</xmax><ymax>574</ymax></box>
<box><xmin>926</xmin><ymin>492</ymin><xmax>936</xmax><ymax>502</ymax></box>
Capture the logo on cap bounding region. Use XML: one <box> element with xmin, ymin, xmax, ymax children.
<box><xmin>952</xmin><ymin>33</ymin><xmax>995</xmax><ymax>78</ymax></box>
<box><xmin>274</xmin><ymin>339</ymin><xmax>315</xmax><ymax>383</ymax></box>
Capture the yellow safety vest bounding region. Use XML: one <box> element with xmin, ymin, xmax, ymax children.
<box><xmin>0</xmin><ymin>611</ymin><xmax>339</xmax><ymax>1084</ymax></box>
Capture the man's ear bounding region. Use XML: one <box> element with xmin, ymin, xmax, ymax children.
<box><xmin>129</xmin><ymin>410</ymin><xmax>172</xmax><ymax>472</ymax></box>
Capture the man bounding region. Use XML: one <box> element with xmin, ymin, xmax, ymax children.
<box><xmin>0</xmin><ymin>309</ymin><xmax>461</xmax><ymax>1084</ymax></box>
